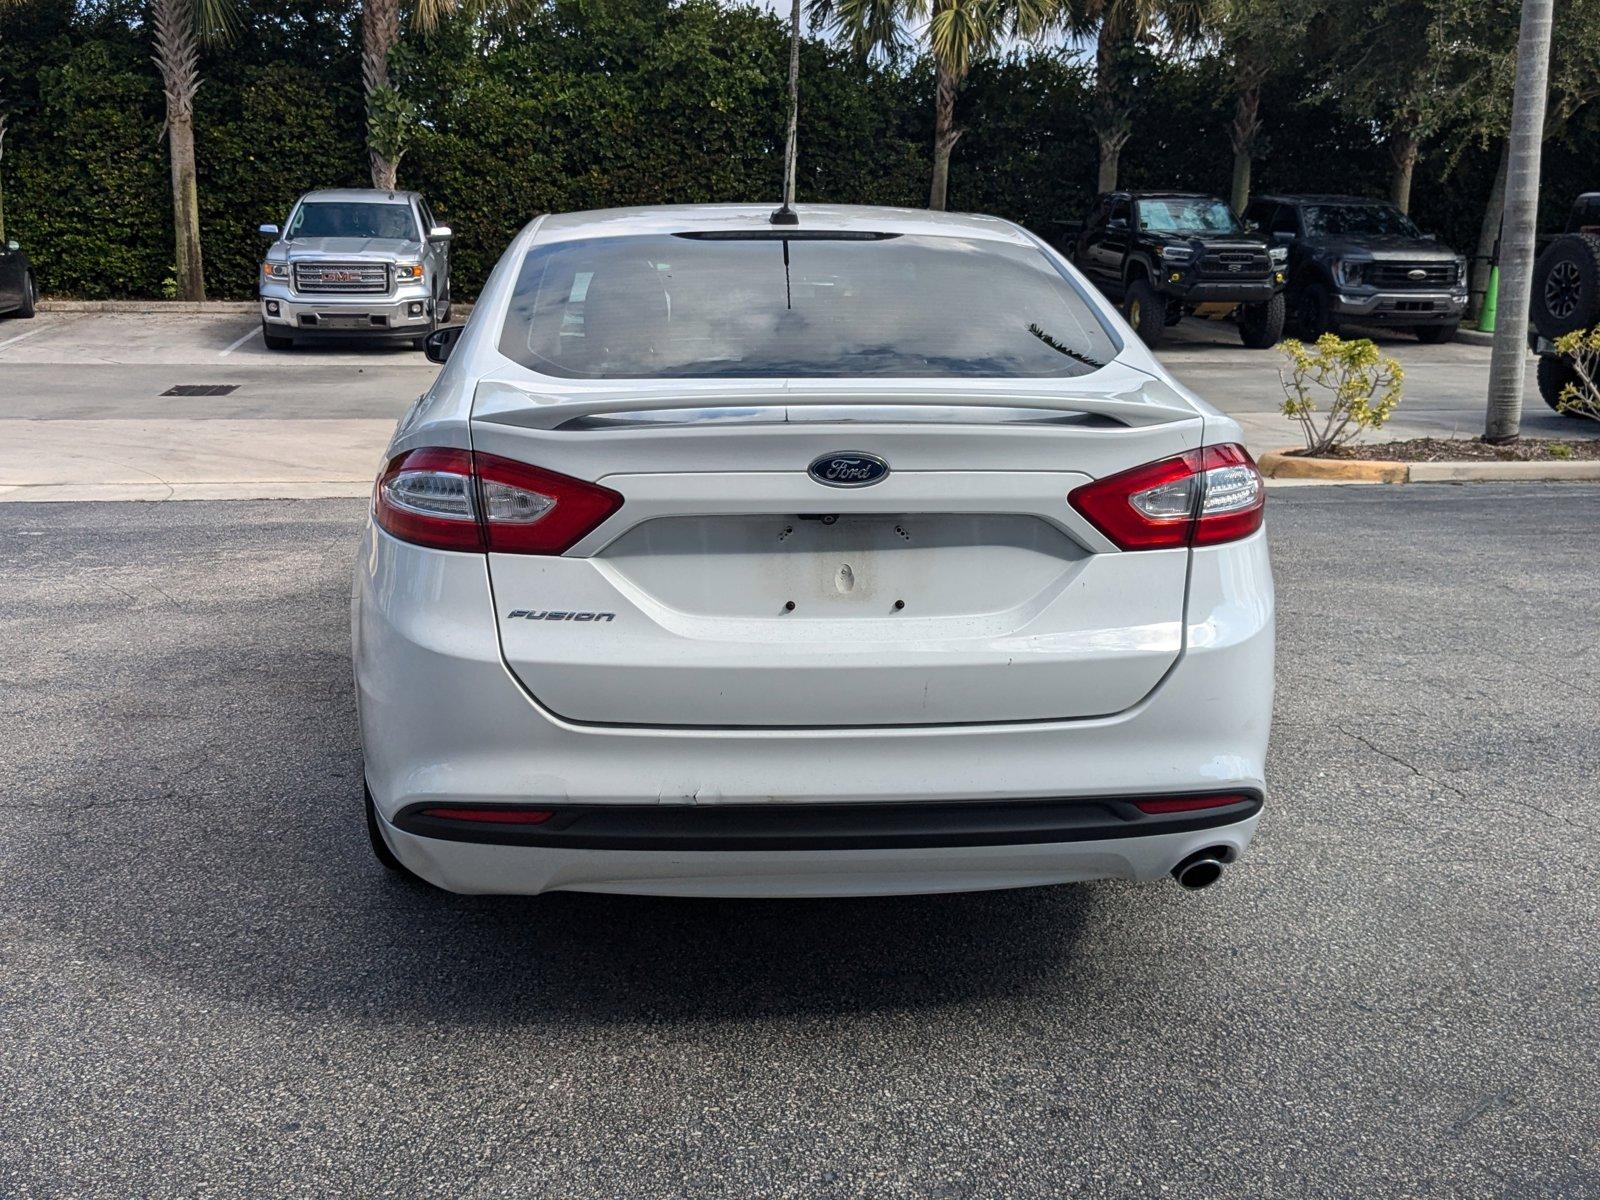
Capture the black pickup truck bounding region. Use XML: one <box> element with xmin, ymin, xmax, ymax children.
<box><xmin>1244</xmin><ymin>194</ymin><xmax>1467</xmax><ymax>343</ymax></box>
<box><xmin>1530</xmin><ymin>192</ymin><xmax>1600</xmax><ymax>412</ymax></box>
<box><xmin>1069</xmin><ymin>191</ymin><xmax>1287</xmax><ymax>349</ymax></box>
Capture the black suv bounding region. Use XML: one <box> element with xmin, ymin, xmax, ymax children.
<box><xmin>1070</xmin><ymin>192</ymin><xmax>1287</xmax><ymax>348</ymax></box>
<box><xmin>1244</xmin><ymin>194</ymin><xmax>1468</xmax><ymax>343</ymax></box>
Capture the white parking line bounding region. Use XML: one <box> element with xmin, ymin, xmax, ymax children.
<box><xmin>0</xmin><ymin>325</ymin><xmax>48</xmax><ymax>353</ymax></box>
<box><xmin>218</xmin><ymin>326</ymin><xmax>260</xmax><ymax>357</ymax></box>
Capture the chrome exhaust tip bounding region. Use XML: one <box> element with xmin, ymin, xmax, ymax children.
<box><xmin>1172</xmin><ymin>850</ymin><xmax>1227</xmax><ymax>891</ymax></box>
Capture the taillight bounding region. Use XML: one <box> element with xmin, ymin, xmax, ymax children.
<box><xmin>1068</xmin><ymin>443</ymin><xmax>1264</xmax><ymax>550</ymax></box>
<box><xmin>373</xmin><ymin>448</ymin><xmax>623</xmax><ymax>555</ymax></box>
<box><xmin>374</xmin><ymin>447</ymin><xmax>483</xmax><ymax>552</ymax></box>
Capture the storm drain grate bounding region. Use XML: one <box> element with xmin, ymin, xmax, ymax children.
<box><xmin>161</xmin><ymin>384</ymin><xmax>240</xmax><ymax>397</ymax></box>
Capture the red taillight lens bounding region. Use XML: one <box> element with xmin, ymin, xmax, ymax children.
<box><xmin>1132</xmin><ymin>793</ymin><xmax>1250</xmax><ymax>814</ymax></box>
<box><xmin>474</xmin><ymin>453</ymin><xmax>624</xmax><ymax>555</ymax></box>
<box><xmin>374</xmin><ymin>447</ymin><xmax>483</xmax><ymax>552</ymax></box>
<box><xmin>419</xmin><ymin>807</ymin><xmax>555</xmax><ymax>824</ymax></box>
<box><xmin>1068</xmin><ymin>443</ymin><xmax>1264</xmax><ymax>550</ymax></box>
<box><xmin>373</xmin><ymin>448</ymin><xmax>623</xmax><ymax>555</ymax></box>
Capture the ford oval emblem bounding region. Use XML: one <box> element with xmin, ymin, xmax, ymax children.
<box><xmin>1407</xmin><ymin>268</ymin><xmax>1428</xmax><ymax>280</ymax></box>
<box><xmin>808</xmin><ymin>452</ymin><xmax>889</xmax><ymax>488</ymax></box>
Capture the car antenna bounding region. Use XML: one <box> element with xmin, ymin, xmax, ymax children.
<box><xmin>770</xmin><ymin>0</ymin><xmax>800</xmax><ymax>226</ymax></box>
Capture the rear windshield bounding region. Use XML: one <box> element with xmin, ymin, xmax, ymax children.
<box><xmin>1303</xmin><ymin>204</ymin><xmax>1420</xmax><ymax>238</ymax></box>
<box><xmin>497</xmin><ymin>232</ymin><xmax>1117</xmax><ymax>379</ymax></box>
<box><xmin>288</xmin><ymin>202</ymin><xmax>417</xmax><ymax>241</ymax></box>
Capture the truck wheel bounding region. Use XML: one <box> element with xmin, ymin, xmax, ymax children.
<box><xmin>1415</xmin><ymin>323</ymin><xmax>1459</xmax><ymax>345</ymax></box>
<box><xmin>1530</xmin><ymin>232</ymin><xmax>1600</xmax><ymax>340</ymax></box>
<box><xmin>1123</xmin><ymin>278</ymin><xmax>1168</xmax><ymax>346</ymax></box>
<box><xmin>1536</xmin><ymin>354</ymin><xmax>1585</xmax><ymax>414</ymax></box>
<box><xmin>1238</xmin><ymin>293</ymin><xmax>1286</xmax><ymax>349</ymax></box>
<box><xmin>1292</xmin><ymin>284</ymin><xmax>1339</xmax><ymax>339</ymax></box>
<box><xmin>262</xmin><ymin>324</ymin><xmax>294</xmax><ymax>350</ymax></box>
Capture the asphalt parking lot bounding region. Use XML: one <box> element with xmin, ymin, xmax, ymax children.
<box><xmin>2</xmin><ymin>484</ymin><xmax>1597</xmax><ymax>1198</ymax></box>
<box><xmin>0</xmin><ymin>310</ymin><xmax>1580</xmax><ymax>502</ymax></box>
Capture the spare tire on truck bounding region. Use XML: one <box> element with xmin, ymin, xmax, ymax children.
<box><xmin>1531</xmin><ymin>232</ymin><xmax>1600</xmax><ymax>339</ymax></box>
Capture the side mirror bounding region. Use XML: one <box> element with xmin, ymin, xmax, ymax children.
<box><xmin>1107</xmin><ymin>217</ymin><xmax>1128</xmax><ymax>231</ymax></box>
<box><xmin>259</xmin><ymin>224</ymin><xmax>280</xmax><ymax>237</ymax></box>
<box><xmin>423</xmin><ymin>324</ymin><xmax>465</xmax><ymax>364</ymax></box>
<box><xmin>429</xmin><ymin>225</ymin><xmax>453</xmax><ymax>241</ymax></box>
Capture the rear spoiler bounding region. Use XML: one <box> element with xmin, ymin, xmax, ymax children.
<box><xmin>472</xmin><ymin>369</ymin><xmax>1198</xmax><ymax>430</ymax></box>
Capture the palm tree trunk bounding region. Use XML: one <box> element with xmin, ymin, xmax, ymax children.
<box><xmin>1470</xmin><ymin>140</ymin><xmax>1509</xmax><ymax>318</ymax></box>
<box><xmin>928</xmin><ymin>57</ymin><xmax>961</xmax><ymax>211</ymax></box>
<box><xmin>1229</xmin><ymin>85</ymin><xmax>1261</xmax><ymax>214</ymax></box>
<box><xmin>1485</xmin><ymin>0</ymin><xmax>1554</xmax><ymax>442</ymax></box>
<box><xmin>362</xmin><ymin>0</ymin><xmax>401</xmax><ymax>190</ymax></box>
<box><xmin>0</xmin><ymin>114</ymin><xmax>9</xmax><ymax>245</ymax></box>
<box><xmin>1388</xmin><ymin>130</ymin><xmax>1419</xmax><ymax>214</ymax></box>
<box><xmin>153</xmin><ymin>0</ymin><xmax>206</xmax><ymax>302</ymax></box>
<box><xmin>1093</xmin><ymin>1</ymin><xmax>1133</xmax><ymax>193</ymax></box>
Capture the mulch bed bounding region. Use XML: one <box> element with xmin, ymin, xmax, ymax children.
<box><xmin>1298</xmin><ymin>437</ymin><xmax>1600</xmax><ymax>462</ymax></box>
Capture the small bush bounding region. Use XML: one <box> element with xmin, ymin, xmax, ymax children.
<box><xmin>1278</xmin><ymin>334</ymin><xmax>1404</xmax><ymax>455</ymax></box>
<box><xmin>1552</xmin><ymin>327</ymin><xmax>1600</xmax><ymax>421</ymax></box>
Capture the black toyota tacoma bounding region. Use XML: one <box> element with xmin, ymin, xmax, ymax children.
<box><xmin>1069</xmin><ymin>191</ymin><xmax>1287</xmax><ymax>348</ymax></box>
<box><xmin>1529</xmin><ymin>191</ymin><xmax>1600</xmax><ymax>413</ymax></box>
<box><xmin>1244</xmin><ymin>194</ymin><xmax>1468</xmax><ymax>343</ymax></box>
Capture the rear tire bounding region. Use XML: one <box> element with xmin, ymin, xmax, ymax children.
<box><xmin>1291</xmin><ymin>283</ymin><xmax>1340</xmax><ymax>339</ymax></box>
<box><xmin>15</xmin><ymin>273</ymin><xmax>37</xmax><ymax>319</ymax></box>
<box><xmin>1123</xmin><ymin>277</ymin><xmax>1168</xmax><ymax>346</ymax></box>
<box><xmin>1238</xmin><ymin>293</ymin><xmax>1286</xmax><ymax>349</ymax></box>
<box><xmin>262</xmin><ymin>324</ymin><xmax>294</xmax><ymax>350</ymax></box>
<box><xmin>365</xmin><ymin>783</ymin><xmax>409</xmax><ymax>874</ymax></box>
<box><xmin>1536</xmin><ymin>354</ymin><xmax>1585</xmax><ymax>415</ymax></box>
<box><xmin>1414</xmin><ymin>322</ymin><xmax>1459</xmax><ymax>345</ymax></box>
<box><xmin>1530</xmin><ymin>232</ymin><xmax>1600</xmax><ymax>340</ymax></box>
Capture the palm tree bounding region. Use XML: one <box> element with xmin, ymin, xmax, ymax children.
<box><xmin>1484</xmin><ymin>0</ymin><xmax>1554</xmax><ymax>441</ymax></box>
<box><xmin>361</xmin><ymin>0</ymin><xmax>471</xmax><ymax>190</ymax></box>
<box><xmin>1070</xmin><ymin>0</ymin><xmax>1203</xmax><ymax>194</ymax></box>
<box><xmin>828</xmin><ymin>0</ymin><xmax>1060</xmax><ymax>210</ymax></box>
<box><xmin>152</xmin><ymin>0</ymin><xmax>235</xmax><ymax>301</ymax></box>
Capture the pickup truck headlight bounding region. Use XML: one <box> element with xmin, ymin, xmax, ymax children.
<box><xmin>1157</xmin><ymin>245</ymin><xmax>1192</xmax><ymax>263</ymax></box>
<box><xmin>1454</xmin><ymin>256</ymin><xmax>1468</xmax><ymax>286</ymax></box>
<box><xmin>1269</xmin><ymin>245</ymin><xmax>1289</xmax><ymax>265</ymax></box>
<box><xmin>394</xmin><ymin>263</ymin><xmax>425</xmax><ymax>282</ymax></box>
<box><xmin>1335</xmin><ymin>260</ymin><xmax>1370</xmax><ymax>288</ymax></box>
<box><xmin>261</xmin><ymin>262</ymin><xmax>289</xmax><ymax>281</ymax></box>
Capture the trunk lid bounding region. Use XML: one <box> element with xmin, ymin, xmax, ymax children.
<box><xmin>471</xmin><ymin>367</ymin><xmax>1204</xmax><ymax>728</ymax></box>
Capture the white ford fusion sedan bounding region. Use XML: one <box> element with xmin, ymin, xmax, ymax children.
<box><xmin>352</xmin><ymin>203</ymin><xmax>1274</xmax><ymax>898</ymax></box>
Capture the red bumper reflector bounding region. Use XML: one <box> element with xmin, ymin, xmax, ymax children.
<box><xmin>1132</xmin><ymin>794</ymin><xmax>1248</xmax><ymax>815</ymax></box>
<box><xmin>419</xmin><ymin>807</ymin><xmax>555</xmax><ymax>824</ymax></box>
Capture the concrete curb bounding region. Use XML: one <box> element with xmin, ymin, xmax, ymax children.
<box><xmin>39</xmin><ymin>299</ymin><xmax>259</xmax><ymax>313</ymax></box>
<box><xmin>1454</xmin><ymin>328</ymin><xmax>1496</xmax><ymax>348</ymax></box>
<box><xmin>37</xmin><ymin>298</ymin><xmax>476</xmax><ymax>320</ymax></box>
<box><xmin>1258</xmin><ymin>450</ymin><xmax>1408</xmax><ymax>483</ymax></box>
<box><xmin>1259</xmin><ymin>447</ymin><xmax>1600</xmax><ymax>484</ymax></box>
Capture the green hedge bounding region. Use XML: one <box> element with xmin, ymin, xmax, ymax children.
<box><xmin>1</xmin><ymin>0</ymin><xmax>1595</xmax><ymax>299</ymax></box>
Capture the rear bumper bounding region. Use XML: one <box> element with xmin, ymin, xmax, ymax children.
<box><xmin>1330</xmin><ymin>289</ymin><xmax>1467</xmax><ymax>324</ymax></box>
<box><xmin>353</xmin><ymin>526</ymin><xmax>1274</xmax><ymax>895</ymax></box>
<box><xmin>376</xmin><ymin>809</ymin><xmax>1261</xmax><ymax>897</ymax></box>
